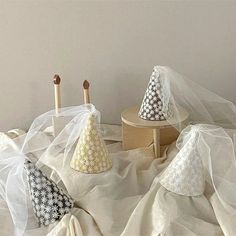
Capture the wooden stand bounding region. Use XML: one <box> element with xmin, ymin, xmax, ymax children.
<box><xmin>121</xmin><ymin>106</ymin><xmax>189</xmax><ymax>158</ymax></box>
<box><xmin>153</xmin><ymin>129</ymin><xmax>160</xmax><ymax>158</ymax></box>
<box><xmin>52</xmin><ymin>116</ymin><xmax>72</xmax><ymax>136</ymax></box>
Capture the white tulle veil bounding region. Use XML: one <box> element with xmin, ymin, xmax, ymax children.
<box><xmin>156</xmin><ymin>66</ymin><xmax>236</xmax><ymax>225</ymax></box>
<box><xmin>0</xmin><ymin>104</ymin><xmax>100</xmax><ymax>235</ymax></box>
<box><xmin>0</xmin><ymin>66</ymin><xmax>236</xmax><ymax>235</ymax></box>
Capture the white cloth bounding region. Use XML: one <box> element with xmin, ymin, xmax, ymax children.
<box><xmin>38</xmin><ymin>141</ymin><xmax>225</xmax><ymax>236</ymax></box>
<box><xmin>210</xmin><ymin>194</ymin><xmax>236</xmax><ymax>236</ymax></box>
<box><xmin>0</xmin><ymin>125</ymin><xmax>232</xmax><ymax>236</ymax></box>
<box><xmin>121</xmin><ymin>187</ymin><xmax>222</xmax><ymax>236</ymax></box>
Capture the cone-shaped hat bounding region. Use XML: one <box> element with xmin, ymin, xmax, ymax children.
<box><xmin>24</xmin><ymin>160</ymin><xmax>74</xmax><ymax>226</ymax></box>
<box><xmin>70</xmin><ymin>114</ymin><xmax>112</xmax><ymax>174</ymax></box>
<box><xmin>139</xmin><ymin>66</ymin><xmax>173</xmax><ymax>121</ymax></box>
<box><xmin>159</xmin><ymin>130</ymin><xmax>205</xmax><ymax>196</ymax></box>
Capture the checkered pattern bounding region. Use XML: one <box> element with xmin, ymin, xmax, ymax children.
<box><xmin>24</xmin><ymin>160</ymin><xmax>74</xmax><ymax>226</ymax></box>
<box><xmin>139</xmin><ymin>67</ymin><xmax>172</xmax><ymax>121</ymax></box>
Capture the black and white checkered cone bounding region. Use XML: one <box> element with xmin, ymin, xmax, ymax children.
<box><xmin>24</xmin><ymin>160</ymin><xmax>74</xmax><ymax>226</ymax></box>
<box><xmin>139</xmin><ymin>67</ymin><xmax>173</xmax><ymax>121</ymax></box>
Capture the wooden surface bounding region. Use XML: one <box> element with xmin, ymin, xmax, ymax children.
<box><xmin>122</xmin><ymin>122</ymin><xmax>179</xmax><ymax>151</ymax></box>
<box><xmin>153</xmin><ymin>129</ymin><xmax>160</xmax><ymax>158</ymax></box>
<box><xmin>122</xmin><ymin>122</ymin><xmax>153</xmax><ymax>150</ymax></box>
<box><xmin>83</xmin><ymin>89</ymin><xmax>90</xmax><ymax>104</ymax></box>
<box><xmin>121</xmin><ymin>106</ymin><xmax>189</xmax><ymax>158</ymax></box>
<box><xmin>121</xmin><ymin>106</ymin><xmax>189</xmax><ymax>129</ymax></box>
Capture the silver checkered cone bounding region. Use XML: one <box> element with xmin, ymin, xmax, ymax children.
<box><xmin>139</xmin><ymin>67</ymin><xmax>173</xmax><ymax>121</ymax></box>
<box><xmin>24</xmin><ymin>160</ymin><xmax>74</xmax><ymax>226</ymax></box>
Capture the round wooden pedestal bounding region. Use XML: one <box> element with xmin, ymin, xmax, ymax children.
<box><xmin>121</xmin><ymin>106</ymin><xmax>189</xmax><ymax>158</ymax></box>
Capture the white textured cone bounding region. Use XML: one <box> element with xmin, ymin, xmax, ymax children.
<box><xmin>139</xmin><ymin>66</ymin><xmax>173</xmax><ymax>121</ymax></box>
<box><xmin>70</xmin><ymin>115</ymin><xmax>112</xmax><ymax>174</ymax></box>
<box><xmin>160</xmin><ymin>130</ymin><xmax>205</xmax><ymax>196</ymax></box>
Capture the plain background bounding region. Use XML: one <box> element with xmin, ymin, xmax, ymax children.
<box><xmin>1</xmin><ymin>0</ymin><xmax>236</xmax><ymax>131</ymax></box>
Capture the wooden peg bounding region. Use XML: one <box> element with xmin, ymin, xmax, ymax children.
<box><xmin>83</xmin><ymin>80</ymin><xmax>90</xmax><ymax>104</ymax></box>
<box><xmin>53</xmin><ymin>74</ymin><xmax>61</xmax><ymax>116</ymax></box>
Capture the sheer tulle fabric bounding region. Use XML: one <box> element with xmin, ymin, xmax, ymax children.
<box><xmin>156</xmin><ymin>66</ymin><xmax>236</xmax><ymax>130</ymax></box>
<box><xmin>0</xmin><ymin>137</ymin><xmax>29</xmax><ymax>236</ymax></box>
<box><xmin>0</xmin><ymin>104</ymin><xmax>100</xmax><ymax>235</ymax></box>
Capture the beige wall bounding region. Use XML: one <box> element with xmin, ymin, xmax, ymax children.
<box><xmin>1</xmin><ymin>0</ymin><xmax>236</xmax><ymax>131</ymax></box>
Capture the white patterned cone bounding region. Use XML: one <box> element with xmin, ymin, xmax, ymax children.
<box><xmin>70</xmin><ymin>115</ymin><xmax>112</xmax><ymax>174</ymax></box>
<box><xmin>159</xmin><ymin>133</ymin><xmax>205</xmax><ymax>196</ymax></box>
<box><xmin>139</xmin><ymin>67</ymin><xmax>173</xmax><ymax>121</ymax></box>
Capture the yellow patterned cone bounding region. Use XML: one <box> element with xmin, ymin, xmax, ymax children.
<box><xmin>70</xmin><ymin>115</ymin><xmax>112</xmax><ymax>173</ymax></box>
